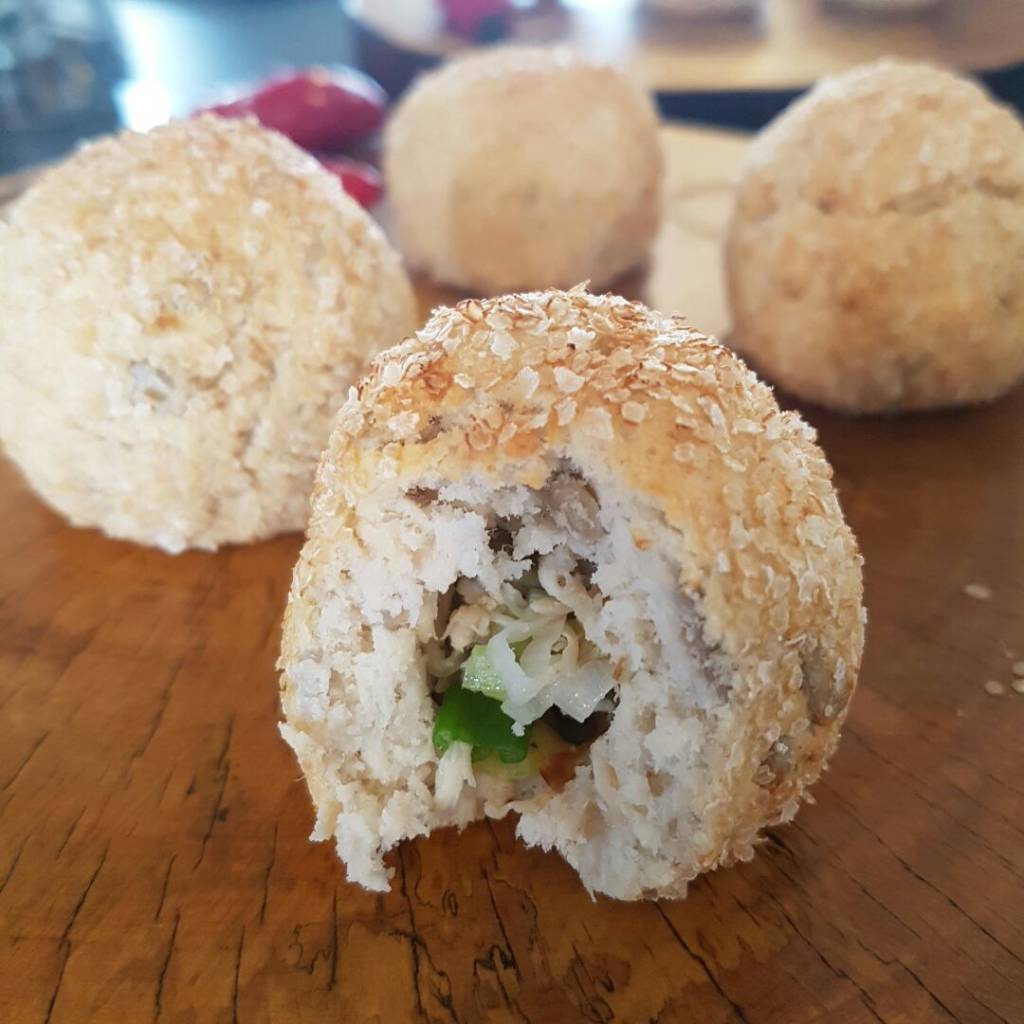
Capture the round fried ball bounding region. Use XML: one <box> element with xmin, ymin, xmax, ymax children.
<box><xmin>279</xmin><ymin>287</ymin><xmax>864</xmax><ymax>898</ymax></box>
<box><xmin>726</xmin><ymin>60</ymin><xmax>1024</xmax><ymax>412</ymax></box>
<box><xmin>384</xmin><ymin>46</ymin><xmax>663</xmax><ymax>294</ymax></box>
<box><xmin>0</xmin><ymin>116</ymin><xmax>416</xmax><ymax>552</ymax></box>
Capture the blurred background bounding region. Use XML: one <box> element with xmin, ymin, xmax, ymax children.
<box><xmin>1</xmin><ymin>0</ymin><xmax>1023</xmax><ymax>175</ymax></box>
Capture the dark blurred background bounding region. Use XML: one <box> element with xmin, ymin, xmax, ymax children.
<box><xmin>1</xmin><ymin>0</ymin><xmax>1023</xmax><ymax>175</ymax></box>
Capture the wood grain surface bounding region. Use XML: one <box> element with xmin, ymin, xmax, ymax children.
<box><xmin>2</xmin><ymin>126</ymin><xmax>1023</xmax><ymax>1024</ymax></box>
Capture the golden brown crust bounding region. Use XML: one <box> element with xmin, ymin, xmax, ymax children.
<box><xmin>727</xmin><ymin>60</ymin><xmax>1024</xmax><ymax>413</ymax></box>
<box><xmin>310</xmin><ymin>288</ymin><xmax>861</xmax><ymax>681</ymax></box>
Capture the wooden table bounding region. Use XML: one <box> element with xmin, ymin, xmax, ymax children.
<box><xmin>346</xmin><ymin>0</ymin><xmax>1024</xmax><ymax>94</ymax></box>
<box><xmin>2</xmin><ymin>127</ymin><xmax>1023</xmax><ymax>1023</ymax></box>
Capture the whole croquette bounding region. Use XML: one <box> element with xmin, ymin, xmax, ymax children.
<box><xmin>384</xmin><ymin>46</ymin><xmax>663</xmax><ymax>295</ymax></box>
<box><xmin>726</xmin><ymin>60</ymin><xmax>1024</xmax><ymax>413</ymax></box>
<box><xmin>0</xmin><ymin>116</ymin><xmax>416</xmax><ymax>552</ymax></box>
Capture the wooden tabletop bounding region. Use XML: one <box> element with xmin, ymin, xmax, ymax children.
<box><xmin>346</xmin><ymin>0</ymin><xmax>1024</xmax><ymax>94</ymax></box>
<box><xmin>2</xmin><ymin>127</ymin><xmax>1024</xmax><ymax>1023</ymax></box>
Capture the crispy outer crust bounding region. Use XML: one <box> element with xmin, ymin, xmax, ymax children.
<box><xmin>384</xmin><ymin>47</ymin><xmax>663</xmax><ymax>294</ymax></box>
<box><xmin>727</xmin><ymin>60</ymin><xmax>1024</xmax><ymax>413</ymax></box>
<box><xmin>0</xmin><ymin>115</ymin><xmax>415</xmax><ymax>551</ymax></box>
<box><xmin>282</xmin><ymin>288</ymin><xmax>865</xmax><ymax>891</ymax></box>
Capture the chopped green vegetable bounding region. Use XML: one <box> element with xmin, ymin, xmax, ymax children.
<box><xmin>460</xmin><ymin>639</ymin><xmax>528</xmax><ymax>700</ymax></box>
<box><xmin>473</xmin><ymin>720</ymin><xmax>577</xmax><ymax>781</ymax></box>
<box><xmin>432</xmin><ymin>682</ymin><xmax>531</xmax><ymax>763</ymax></box>
<box><xmin>460</xmin><ymin>643</ymin><xmax>506</xmax><ymax>700</ymax></box>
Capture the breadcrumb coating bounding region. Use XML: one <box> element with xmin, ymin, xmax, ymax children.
<box><xmin>384</xmin><ymin>46</ymin><xmax>663</xmax><ymax>294</ymax></box>
<box><xmin>0</xmin><ymin>116</ymin><xmax>416</xmax><ymax>551</ymax></box>
<box><xmin>727</xmin><ymin>60</ymin><xmax>1024</xmax><ymax>412</ymax></box>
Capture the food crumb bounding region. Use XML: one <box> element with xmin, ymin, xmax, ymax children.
<box><xmin>621</xmin><ymin>401</ymin><xmax>648</xmax><ymax>424</ymax></box>
<box><xmin>984</xmin><ymin>680</ymin><xmax>1006</xmax><ymax>696</ymax></box>
<box><xmin>1012</xmin><ymin>661</ymin><xmax>1024</xmax><ymax>677</ymax></box>
<box><xmin>553</xmin><ymin>366</ymin><xmax>584</xmax><ymax>394</ymax></box>
<box><xmin>964</xmin><ymin>583</ymin><xmax>992</xmax><ymax>600</ymax></box>
<box><xmin>1012</xmin><ymin>680</ymin><xmax>1024</xmax><ymax>696</ymax></box>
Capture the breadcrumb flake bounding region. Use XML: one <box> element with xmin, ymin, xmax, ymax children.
<box><xmin>554</xmin><ymin>366</ymin><xmax>584</xmax><ymax>394</ymax></box>
<box><xmin>515</xmin><ymin>366</ymin><xmax>540</xmax><ymax>398</ymax></box>
<box><xmin>621</xmin><ymin>401</ymin><xmax>648</xmax><ymax>424</ymax></box>
<box><xmin>490</xmin><ymin>332</ymin><xmax>517</xmax><ymax>360</ymax></box>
